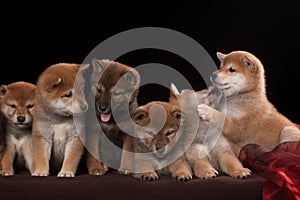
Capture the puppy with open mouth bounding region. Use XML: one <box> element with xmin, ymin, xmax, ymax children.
<box><xmin>83</xmin><ymin>59</ymin><xmax>140</xmax><ymax>175</ymax></box>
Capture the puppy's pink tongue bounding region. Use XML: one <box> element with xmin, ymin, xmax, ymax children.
<box><xmin>101</xmin><ymin>113</ymin><xmax>111</xmax><ymax>122</ymax></box>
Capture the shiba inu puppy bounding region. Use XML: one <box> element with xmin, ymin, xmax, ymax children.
<box><xmin>83</xmin><ymin>59</ymin><xmax>140</xmax><ymax>175</ymax></box>
<box><xmin>31</xmin><ymin>63</ymin><xmax>89</xmax><ymax>177</ymax></box>
<box><xmin>197</xmin><ymin>50</ymin><xmax>300</xmax><ymax>156</ymax></box>
<box><xmin>0</xmin><ymin>81</ymin><xmax>36</xmax><ymax>175</ymax></box>
<box><xmin>0</xmin><ymin>103</ymin><xmax>5</xmax><ymax>163</ymax></box>
<box><xmin>120</xmin><ymin>101</ymin><xmax>192</xmax><ymax>181</ymax></box>
<box><xmin>170</xmin><ymin>84</ymin><xmax>251</xmax><ymax>179</ymax></box>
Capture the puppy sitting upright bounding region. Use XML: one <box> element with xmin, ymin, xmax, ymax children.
<box><xmin>198</xmin><ymin>50</ymin><xmax>300</xmax><ymax>156</ymax></box>
<box><xmin>84</xmin><ymin>59</ymin><xmax>140</xmax><ymax>175</ymax></box>
<box><xmin>0</xmin><ymin>81</ymin><xmax>36</xmax><ymax>175</ymax></box>
<box><xmin>31</xmin><ymin>63</ymin><xmax>89</xmax><ymax>177</ymax></box>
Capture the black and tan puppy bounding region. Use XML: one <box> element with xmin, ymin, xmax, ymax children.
<box><xmin>83</xmin><ymin>59</ymin><xmax>140</xmax><ymax>175</ymax></box>
<box><xmin>0</xmin><ymin>81</ymin><xmax>36</xmax><ymax>175</ymax></box>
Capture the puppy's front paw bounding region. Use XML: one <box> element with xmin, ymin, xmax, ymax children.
<box><xmin>57</xmin><ymin>171</ymin><xmax>75</xmax><ymax>177</ymax></box>
<box><xmin>118</xmin><ymin>169</ymin><xmax>131</xmax><ymax>175</ymax></box>
<box><xmin>118</xmin><ymin>162</ymin><xmax>132</xmax><ymax>175</ymax></box>
<box><xmin>31</xmin><ymin>170</ymin><xmax>49</xmax><ymax>176</ymax></box>
<box><xmin>134</xmin><ymin>171</ymin><xmax>159</xmax><ymax>181</ymax></box>
<box><xmin>197</xmin><ymin>104</ymin><xmax>213</xmax><ymax>121</ymax></box>
<box><xmin>194</xmin><ymin>167</ymin><xmax>219</xmax><ymax>179</ymax></box>
<box><xmin>173</xmin><ymin>170</ymin><xmax>193</xmax><ymax>182</ymax></box>
<box><xmin>88</xmin><ymin>165</ymin><xmax>109</xmax><ymax>176</ymax></box>
<box><xmin>230</xmin><ymin>168</ymin><xmax>251</xmax><ymax>179</ymax></box>
<box><xmin>1</xmin><ymin>169</ymin><xmax>14</xmax><ymax>176</ymax></box>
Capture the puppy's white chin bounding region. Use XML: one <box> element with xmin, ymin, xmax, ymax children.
<box><xmin>212</xmin><ymin>81</ymin><xmax>230</xmax><ymax>90</ymax></box>
<box><xmin>58</xmin><ymin>111</ymin><xmax>73</xmax><ymax>117</ymax></box>
<box><xmin>15</xmin><ymin>123</ymin><xmax>31</xmax><ymax>129</ymax></box>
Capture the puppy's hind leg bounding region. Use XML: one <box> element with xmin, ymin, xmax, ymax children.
<box><xmin>280</xmin><ymin>126</ymin><xmax>300</xmax><ymax>143</ymax></box>
<box><xmin>217</xmin><ymin>150</ymin><xmax>251</xmax><ymax>179</ymax></box>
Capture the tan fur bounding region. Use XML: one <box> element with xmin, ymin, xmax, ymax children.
<box><xmin>121</xmin><ymin>101</ymin><xmax>193</xmax><ymax>181</ymax></box>
<box><xmin>0</xmin><ymin>100</ymin><xmax>5</xmax><ymax>164</ymax></box>
<box><xmin>198</xmin><ymin>50</ymin><xmax>300</xmax><ymax>156</ymax></box>
<box><xmin>31</xmin><ymin>63</ymin><xmax>88</xmax><ymax>177</ymax></box>
<box><xmin>169</xmin><ymin>85</ymin><xmax>251</xmax><ymax>179</ymax></box>
<box><xmin>0</xmin><ymin>81</ymin><xmax>36</xmax><ymax>176</ymax></box>
<box><xmin>83</xmin><ymin>59</ymin><xmax>140</xmax><ymax>175</ymax></box>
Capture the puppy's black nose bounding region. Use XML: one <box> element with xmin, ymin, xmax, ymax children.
<box><xmin>98</xmin><ymin>105</ymin><xmax>108</xmax><ymax>112</ymax></box>
<box><xmin>17</xmin><ymin>116</ymin><xmax>26</xmax><ymax>123</ymax></box>
<box><xmin>211</xmin><ymin>72</ymin><xmax>218</xmax><ymax>80</ymax></box>
<box><xmin>80</xmin><ymin>104</ymin><xmax>88</xmax><ymax>111</ymax></box>
<box><xmin>155</xmin><ymin>146</ymin><xmax>165</xmax><ymax>154</ymax></box>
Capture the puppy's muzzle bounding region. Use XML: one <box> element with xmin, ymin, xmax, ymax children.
<box><xmin>211</xmin><ymin>71</ymin><xmax>218</xmax><ymax>81</ymax></box>
<box><xmin>17</xmin><ymin>116</ymin><xmax>26</xmax><ymax>123</ymax></box>
<box><xmin>80</xmin><ymin>104</ymin><xmax>88</xmax><ymax>112</ymax></box>
<box><xmin>155</xmin><ymin>146</ymin><xmax>166</xmax><ymax>155</ymax></box>
<box><xmin>98</xmin><ymin>105</ymin><xmax>109</xmax><ymax>113</ymax></box>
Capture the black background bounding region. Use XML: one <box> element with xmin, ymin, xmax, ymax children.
<box><xmin>1</xmin><ymin>1</ymin><xmax>299</xmax><ymax>123</ymax></box>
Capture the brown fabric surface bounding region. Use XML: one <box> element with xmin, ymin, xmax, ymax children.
<box><xmin>0</xmin><ymin>170</ymin><xmax>264</xmax><ymax>200</ymax></box>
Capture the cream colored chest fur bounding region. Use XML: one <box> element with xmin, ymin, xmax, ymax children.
<box><xmin>51</xmin><ymin>121</ymin><xmax>78</xmax><ymax>160</ymax></box>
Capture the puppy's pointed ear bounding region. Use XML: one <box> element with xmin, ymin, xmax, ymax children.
<box><xmin>242</xmin><ymin>56</ymin><xmax>256</xmax><ymax>72</ymax></box>
<box><xmin>78</xmin><ymin>63</ymin><xmax>91</xmax><ymax>74</ymax></box>
<box><xmin>170</xmin><ymin>83</ymin><xmax>179</xmax><ymax>95</ymax></box>
<box><xmin>0</xmin><ymin>85</ymin><xmax>8</xmax><ymax>96</ymax></box>
<box><xmin>123</xmin><ymin>69</ymin><xmax>140</xmax><ymax>88</ymax></box>
<box><xmin>133</xmin><ymin>106</ymin><xmax>148</xmax><ymax>121</ymax></box>
<box><xmin>169</xmin><ymin>83</ymin><xmax>180</xmax><ymax>105</ymax></box>
<box><xmin>92</xmin><ymin>58</ymin><xmax>111</xmax><ymax>73</ymax></box>
<box><xmin>47</xmin><ymin>77</ymin><xmax>62</xmax><ymax>93</ymax></box>
<box><xmin>216</xmin><ymin>52</ymin><xmax>226</xmax><ymax>61</ymax></box>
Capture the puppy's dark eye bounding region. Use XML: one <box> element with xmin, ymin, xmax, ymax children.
<box><xmin>27</xmin><ymin>104</ymin><xmax>34</xmax><ymax>109</ymax></box>
<box><xmin>229</xmin><ymin>67</ymin><xmax>236</xmax><ymax>73</ymax></box>
<box><xmin>113</xmin><ymin>91</ymin><xmax>121</xmax><ymax>96</ymax></box>
<box><xmin>64</xmin><ymin>92</ymin><xmax>72</xmax><ymax>98</ymax></box>
<box><xmin>97</xmin><ymin>87</ymin><xmax>102</xmax><ymax>94</ymax></box>
<box><xmin>10</xmin><ymin>104</ymin><xmax>16</xmax><ymax>108</ymax></box>
<box><xmin>146</xmin><ymin>131</ymin><xmax>154</xmax><ymax>136</ymax></box>
<box><xmin>165</xmin><ymin>131</ymin><xmax>174</xmax><ymax>136</ymax></box>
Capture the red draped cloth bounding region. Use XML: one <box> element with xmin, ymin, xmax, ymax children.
<box><xmin>239</xmin><ymin>125</ymin><xmax>300</xmax><ymax>200</ymax></box>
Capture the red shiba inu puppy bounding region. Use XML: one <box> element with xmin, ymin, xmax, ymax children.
<box><xmin>0</xmin><ymin>81</ymin><xmax>36</xmax><ymax>175</ymax></box>
<box><xmin>0</xmin><ymin>101</ymin><xmax>5</xmax><ymax>164</ymax></box>
<box><xmin>170</xmin><ymin>84</ymin><xmax>251</xmax><ymax>179</ymax></box>
<box><xmin>197</xmin><ymin>50</ymin><xmax>300</xmax><ymax>156</ymax></box>
<box><xmin>120</xmin><ymin>101</ymin><xmax>192</xmax><ymax>181</ymax></box>
<box><xmin>31</xmin><ymin>63</ymin><xmax>89</xmax><ymax>177</ymax></box>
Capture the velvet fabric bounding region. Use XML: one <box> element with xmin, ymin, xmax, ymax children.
<box><xmin>239</xmin><ymin>141</ymin><xmax>300</xmax><ymax>200</ymax></box>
